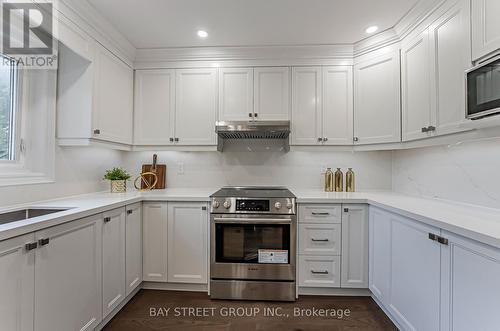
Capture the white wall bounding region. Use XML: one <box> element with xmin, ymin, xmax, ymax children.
<box><xmin>392</xmin><ymin>137</ymin><xmax>500</xmax><ymax>209</ymax></box>
<box><xmin>0</xmin><ymin>146</ymin><xmax>123</xmax><ymax>207</ymax></box>
<box><xmin>123</xmin><ymin>143</ymin><xmax>393</xmax><ymax>191</ymax></box>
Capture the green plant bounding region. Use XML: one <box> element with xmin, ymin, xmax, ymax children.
<box><xmin>103</xmin><ymin>167</ymin><xmax>131</xmax><ymax>181</ymax></box>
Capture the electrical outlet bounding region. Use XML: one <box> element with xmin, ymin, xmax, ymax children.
<box><xmin>177</xmin><ymin>162</ymin><xmax>184</xmax><ymax>175</ymax></box>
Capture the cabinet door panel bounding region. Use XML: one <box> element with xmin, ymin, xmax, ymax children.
<box><xmin>92</xmin><ymin>43</ymin><xmax>133</xmax><ymax>145</ymax></box>
<box><xmin>143</xmin><ymin>203</ymin><xmax>168</xmax><ymax>282</ymax></box>
<box><xmin>291</xmin><ymin>67</ymin><xmax>322</xmax><ymax>145</ymax></box>
<box><xmin>299</xmin><ymin>223</ymin><xmax>341</xmax><ymax>256</ymax></box>
<box><xmin>369</xmin><ymin>207</ymin><xmax>392</xmax><ymax>302</ymax></box>
<box><xmin>402</xmin><ymin>31</ymin><xmax>432</xmax><ymax>141</ymax></box>
<box><xmin>430</xmin><ymin>0</ymin><xmax>471</xmax><ymax>136</ymax></box>
<box><xmin>219</xmin><ymin>68</ymin><xmax>253</xmax><ymax>121</ymax></box>
<box><xmin>389</xmin><ymin>215</ymin><xmax>441</xmax><ymax>331</ymax></box>
<box><xmin>134</xmin><ymin>70</ymin><xmax>175</xmax><ymax>145</ymax></box>
<box><xmin>299</xmin><ymin>255</ymin><xmax>340</xmax><ymax>288</ymax></box>
<box><xmin>102</xmin><ymin>208</ymin><xmax>126</xmax><ymax>318</ymax></box>
<box><xmin>125</xmin><ymin>203</ymin><xmax>142</xmax><ymax>296</ymax></box>
<box><xmin>323</xmin><ymin>66</ymin><xmax>353</xmax><ymax>145</ymax></box>
<box><xmin>354</xmin><ymin>51</ymin><xmax>401</xmax><ymax>144</ymax></box>
<box><xmin>341</xmin><ymin>205</ymin><xmax>368</xmax><ymax>288</ymax></box>
<box><xmin>441</xmin><ymin>231</ymin><xmax>500</xmax><ymax>331</ymax></box>
<box><xmin>254</xmin><ymin>67</ymin><xmax>290</xmax><ymax>120</ymax></box>
<box><xmin>0</xmin><ymin>233</ymin><xmax>35</xmax><ymax>331</ymax></box>
<box><xmin>175</xmin><ymin>69</ymin><xmax>217</xmax><ymax>145</ymax></box>
<box><xmin>167</xmin><ymin>202</ymin><xmax>208</xmax><ymax>283</ymax></box>
<box><xmin>472</xmin><ymin>0</ymin><xmax>500</xmax><ymax>61</ymax></box>
<box><xmin>34</xmin><ymin>215</ymin><xmax>102</xmax><ymax>331</ymax></box>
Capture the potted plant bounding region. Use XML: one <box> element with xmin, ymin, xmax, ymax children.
<box><xmin>103</xmin><ymin>167</ymin><xmax>131</xmax><ymax>193</ymax></box>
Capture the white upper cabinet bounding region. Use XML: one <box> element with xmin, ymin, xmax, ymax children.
<box><xmin>219</xmin><ymin>68</ymin><xmax>254</xmax><ymax>121</ymax></box>
<box><xmin>354</xmin><ymin>50</ymin><xmax>401</xmax><ymax>145</ymax></box>
<box><xmin>167</xmin><ymin>202</ymin><xmax>208</xmax><ymax>284</ymax></box>
<box><xmin>175</xmin><ymin>68</ymin><xmax>218</xmax><ymax>145</ymax></box>
<box><xmin>401</xmin><ymin>31</ymin><xmax>432</xmax><ymax>141</ymax></box>
<box><xmin>92</xmin><ymin>42</ymin><xmax>134</xmax><ymax>145</ymax></box>
<box><xmin>322</xmin><ymin>66</ymin><xmax>353</xmax><ymax>145</ymax></box>
<box><xmin>134</xmin><ymin>69</ymin><xmax>175</xmax><ymax>145</ymax></box>
<box><xmin>429</xmin><ymin>0</ymin><xmax>471</xmax><ymax>136</ymax></box>
<box><xmin>472</xmin><ymin>0</ymin><xmax>500</xmax><ymax>61</ymax></box>
<box><xmin>0</xmin><ymin>233</ymin><xmax>35</xmax><ymax>331</ymax></box>
<box><xmin>292</xmin><ymin>67</ymin><xmax>322</xmax><ymax>145</ymax></box>
<box><xmin>254</xmin><ymin>67</ymin><xmax>290</xmax><ymax>121</ymax></box>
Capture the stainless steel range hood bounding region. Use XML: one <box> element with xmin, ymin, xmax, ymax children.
<box><xmin>215</xmin><ymin>121</ymin><xmax>291</xmax><ymax>152</ymax></box>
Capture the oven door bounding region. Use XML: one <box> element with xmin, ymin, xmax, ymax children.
<box><xmin>211</xmin><ymin>214</ymin><xmax>296</xmax><ymax>281</ymax></box>
<box><xmin>467</xmin><ymin>55</ymin><xmax>500</xmax><ymax>119</ymax></box>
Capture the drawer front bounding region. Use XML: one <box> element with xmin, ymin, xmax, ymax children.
<box><xmin>299</xmin><ymin>204</ymin><xmax>342</xmax><ymax>223</ymax></box>
<box><xmin>298</xmin><ymin>255</ymin><xmax>341</xmax><ymax>288</ymax></box>
<box><xmin>299</xmin><ymin>223</ymin><xmax>341</xmax><ymax>255</ymax></box>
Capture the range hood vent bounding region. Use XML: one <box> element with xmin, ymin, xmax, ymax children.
<box><xmin>216</xmin><ymin>121</ymin><xmax>291</xmax><ymax>152</ymax></box>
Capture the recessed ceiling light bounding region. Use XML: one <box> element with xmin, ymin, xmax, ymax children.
<box><xmin>197</xmin><ymin>30</ymin><xmax>208</xmax><ymax>38</ymax></box>
<box><xmin>365</xmin><ymin>26</ymin><xmax>379</xmax><ymax>34</ymax></box>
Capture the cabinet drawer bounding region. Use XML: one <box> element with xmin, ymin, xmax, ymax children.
<box><xmin>299</xmin><ymin>223</ymin><xmax>341</xmax><ymax>255</ymax></box>
<box><xmin>299</xmin><ymin>204</ymin><xmax>342</xmax><ymax>223</ymax></box>
<box><xmin>299</xmin><ymin>255</ymin><xmax>341</xmax><ymax>288</ymax></box>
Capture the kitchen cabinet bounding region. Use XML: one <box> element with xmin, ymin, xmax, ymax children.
<box><xmin>34</xmin><ymin>214</ymin><xmax>102</xmax><ymax>331</ymax></box>
<box><xmin>125</xmin><ymin>203</ymin><xmax>142</xmax><ymax>296</ymax></box>
<box><xmin>0</xmin><ymin>233</ymin><xmax>35</xmax><ymax>331</ymax></box>
<box><xmin>143</xmin><ymin>202</ymin><xmax>168</xmax><ymax>282</ymax></box>
<box><xmin>341</xmin><ymin>205</ymin><xmax>368</xmax><ymax>288</ymax></box>
<box><xmin>298</xmin><ymin>204</ymin><xmax>342</xmax><ymax>224</ymax></box>
<box><xmin>299</xmin><ymin>255</ymin><xmax>341</xmax><ymax>288</ymax></box>
<box><xmin>254</xmin><ymin>67</ymin><xmax>290</xmax><ymax>121</ymax></box>
<box><xmin>402</xmin><ymin>0</ymin><xmax>471</xmax><ymax>141</ymax></box>
<box><xmin>299</xmin><ymin>223</ymin><xmax>341</xmax><ymax>256</ymax></box>
<box><xmin>440</xmin><ymin>231</ymin><xmax>500</xmax><ymax>331</ymax></box>
<box><xmin>472</xmin><ymin>0</ymin><xmax>500</xmax><ymax>61</ymax></box>
<box><xmin>291</xmin><ymin>67</ymin><xmax>353</xmax><ymax>145</ymax></box>
<box><xmin>368</xmin><ymin>207</ymin><xmax>392</xmax><ymax>302</ymax></box>
<box><xmin>401</xmin><ymin>30</ymin><xmax>432</xmax><ymax>141</ymax></box>
<box><xmin>175</xmin><ymin>68</ymin><xmax>218</xmax><ymax>145</ymax></box>
<box><xmin>218</xmin><ymin>68</ymin><xmax>254</xmax><ymax>121</ymax></box>
<box><xmin>354</xmin><ymin>50</ymin><xmax>401</xmax><ymax>144</ymax></box>
<box><xmin>322</xmin><ymin>66</ymin><xmax>353</xmax><ymax>145</ymax></box>
<box><xmin>167</xmin><ymin>202</ymin><xmax>208</xmax><ymax>284</ymax></box>
<box><xmin>291</xmin><ymin>67</ymin><xmax>322</xmax><ymax>145</ymax></box>
<box><xmin>57</xmin><ymin>41</ymin><xmax>134</xmax><ymax>147</ymax></box>
<box><xmin>134</xmin><ymin>69</ymin><xmax>175</xmax><ymax>145</ymax></box>
<box><xmin>102</xmin><ymin>208</ymin><xmax>126</xmax><ymax>318</ymax></box>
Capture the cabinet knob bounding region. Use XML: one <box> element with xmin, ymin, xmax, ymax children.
<box><xmin>421</xmin><ymin>127</ymin><xmax>429</xmax><ymax>133</ymax></box>
<box><xmin>317</xmin><ymin>137</ymin><xmax>323</xmax><ymax>142</ymax></box>
<box><xmin>174</xmin><ymin>138</ymin><xmax>179</xmax><ymax>142</ymax></box>
<box><xmin>127</xmin><ymin>210</ymin><xmax>133</xmax><ymax>215</ymax></box>
<box><xmin>38</xmin><ymin>238</ymin><xmax>50</xmax><ymax>246</ymax></box>
<box><xmin>170</xmin><ymin>138</ymin><xmax>174</xmax><ymax>142</ymax></box>
<box><xmin>353</xmin><ymin>137</ymin><xmax>359</xmax><ymax>142</ymax></box>
<box><xmin>254</xmin><ymin>113</ymin><xmax>258</xmax><ymax>118</ymax></box>
<box><xmin>248</xmin><ymin>113</ymin><xmax>253</xmax><ymax>118</ymax></box>
<box><xmin>104</xmin><ymin>217</ymin><xmax>111</xmax><ymax>223</ymax></box>
<box><xmin>344</xmin><ymin>208</ymin><xmax>349</xmax><ymax>212</ymax></box>
<box><xmin>93</xmin><ymin>129</ymin><xmax>100</xmax><ymax>135</ymax></box>
<box><xmin>427</xmin><ymin>126</ymin><xmax>436</xmax><ymax>132</ymax></box>
<box><xmin>25</xmin><ymin>242</ymin><xmax>38</xmax><ymax>251</ymax></box>
<box><xmin>323</xmin><ymin>137</ymin><xmax>328</xmax><ymax>142</ymax></box>
<box><xmin>201</xmin><ymin>206</ymin><xmax>207</xmax><ymax>211</ymax></box>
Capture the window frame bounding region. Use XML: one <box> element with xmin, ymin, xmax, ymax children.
<box><xmin>0</xmin><ymin>54</ymin><xmax>19</xmax><ymax>162</ymax></box>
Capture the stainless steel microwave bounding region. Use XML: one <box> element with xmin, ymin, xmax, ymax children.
<box><xmin>467</xmin><ymin>55</ymin><xmax>500</xmax><ymax>119</ymax></box>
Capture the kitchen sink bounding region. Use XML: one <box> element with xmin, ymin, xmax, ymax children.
<box><xmin>0</xmin><ymin>208</ymin><xmax>72</xmax><ymax>225</ymax></box>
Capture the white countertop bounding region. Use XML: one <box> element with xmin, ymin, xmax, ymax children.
<box><xmin>2</xmin><ymin>188</ymin><xmax>500</xmax><ymax>250</ymax></box>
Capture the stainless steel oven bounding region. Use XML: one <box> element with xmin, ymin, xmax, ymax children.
<box><xmin>467</xmin><ymin>54</ymin><xmax>500</xmax><ymax>119</ymax></box>
<box><xmin>210</xmin><ymin>187</ymin><xmax>296</xmax><ymax>301</ymax></box>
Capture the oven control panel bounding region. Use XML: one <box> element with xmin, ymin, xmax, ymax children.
<box><xmin>211</xmin><ymin>197</ymin><xmax>296</xmax><ymax>214</ymax></box>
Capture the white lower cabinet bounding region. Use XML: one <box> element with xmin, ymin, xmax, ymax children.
<box><xmin>102</xmin><ymin>208</ymin><xmax>126</xmax><ymax>318</ymax></box>
<box><xmin>125</xmin><ymin>203</ymin><xmax>142</xmax><ymax>296</ymax></box>
<box><xmin>299</xmin><ymin>223</ymin><xmax>341</xmax><ymax>256</ymax></box>
<box><xmin>341</xmin><ymin>205</ymin><xmax>368</xmax><ymax>288</ymax></box>
<box><xmin>370</xmin><ymin>206</ymin><xmax>500</xmax><ymax>331</ymax></box>
<box><xmin>0</xmin><ymin>233</ymin><xmax>35</xmax><ymax>331</ymax></box>
<box><xmin>299</xmin><ymin>255</ymin><xmax>341</xmax><ymax>287</ymax></box>
<box><xmin>34</xmin><ymin>215</ymin><xmax>102</xmax><ymax>331</ymax></box>
<box><xmin>143</xmin><ymin>202</ymin><xmax>168</xmax><ymax>282</ymax></box>
<box><xmin>167</xmin><ymin>202</ymin><xmax>208</xmax><ymax>284</ymax></box>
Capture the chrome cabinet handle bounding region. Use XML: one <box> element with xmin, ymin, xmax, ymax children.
<box><xmin>311</xmin><ymin>270</ymin><xmax>329</xmax><ymax>275</ymax></box>
<box><xmin>311</xmin><ymin>238</ymin><xmax>329</xmax><ymax>242</ymax></box>
<box><xmin>311</xmin><ymin>212</ymin><xmax>330</xmax><ymax>216</ymax></box>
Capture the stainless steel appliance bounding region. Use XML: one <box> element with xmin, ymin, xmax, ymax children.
<box><xmin>467</xmin><ymin>55</ymin><xmax>500</xmax><ymax>119</ymax></box>
<box><xmin>210</xmin><ymin>186</ymin><xmax>296</xmax><ymax>301</ymax></box>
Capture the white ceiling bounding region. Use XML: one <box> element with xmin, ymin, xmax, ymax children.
<box><xmin>87</xmin><ymin>0</ymin><xmax>419</xmax><ymax>49</ymax></box>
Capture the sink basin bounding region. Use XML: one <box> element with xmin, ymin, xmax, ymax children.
<box><xmin>0</xmin><ymin>208</ymin><xmax>72</xmax><ymax>225</ymax></box>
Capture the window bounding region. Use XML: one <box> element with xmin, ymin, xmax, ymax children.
<box><xmin>0</xmin><ymin>54</ymin><xmax>17</xmax><ymax>161</ymax></box>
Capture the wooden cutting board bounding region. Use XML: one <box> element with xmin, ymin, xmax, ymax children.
<box><xmin>141</xmin><ymin>154</ymin><xmax>166</xmax><ymax>189</ymax></box>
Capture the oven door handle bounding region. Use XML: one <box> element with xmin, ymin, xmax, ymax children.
<box><xmin>213</xmin><ymin>217</ymin><xmax>292</xmax><ymax>224</ymax></box>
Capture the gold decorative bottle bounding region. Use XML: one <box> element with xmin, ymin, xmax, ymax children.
<box><xmin>334</xmin><ymin>168</ymin><xmax>343</xmax><ymax>192</ymax></box>
<box><xmin>346</xmin><ymin>168</ymin><xmax>355</xmax><ymax>192</ymax></box>
<box><xmin>324</xmin><ymin>168</ymin><xmax>334</xmax><ymax>192</ymax></box>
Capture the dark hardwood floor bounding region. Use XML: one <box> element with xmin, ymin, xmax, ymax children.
<box><xmin>103</xmin><ymin>290</ymin><xmax>396</xmax><ymax>331</ymax></box>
